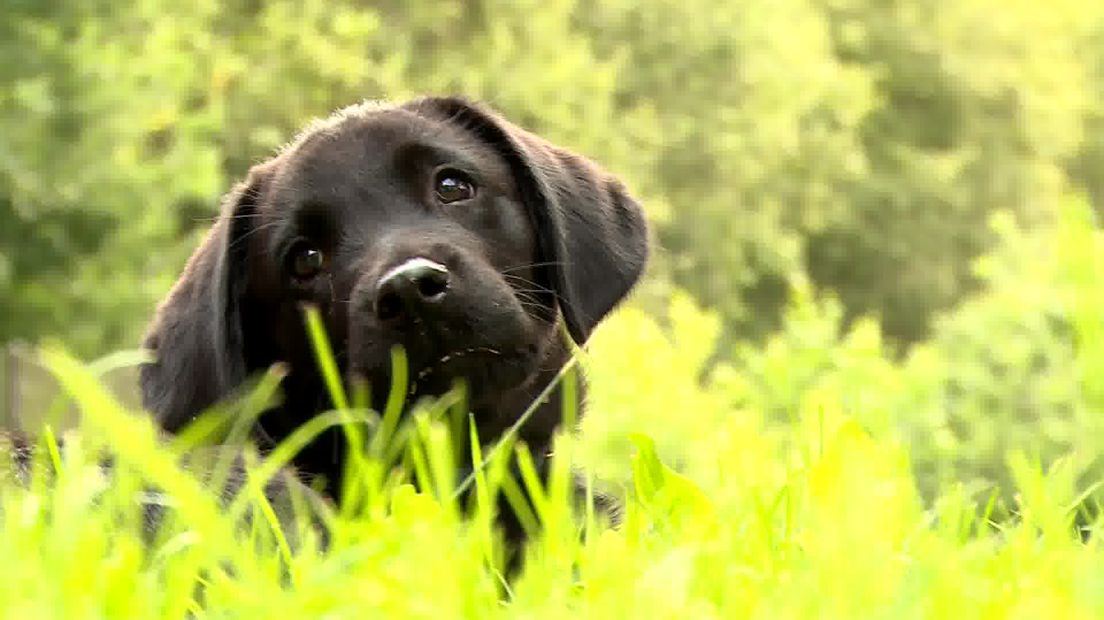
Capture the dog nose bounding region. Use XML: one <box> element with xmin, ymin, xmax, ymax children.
<box><xmin>374</xmin><ymin>257</ymin><xmax>451</xmax><ymax>323</ymax></box>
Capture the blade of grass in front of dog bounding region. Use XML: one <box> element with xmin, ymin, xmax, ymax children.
<box><xmin>371</xmin><ymin>345</ymin><xmax>409</xmax><ymax>461</ymax></box>
<box><xmin>221</xmin><ymin>365</ymin><xmax>288</xmax><ymax>447</ymax></box>
<box><xmin>452</xmin><ymin>352</ymin><xmax>580</xmax><ymax>500</ymax></box>
<box><xmin>1066</xmin><ymin>478</ymin><xmax>1104</xmax><ymax>516</ymax></box>
<box><xmin>171</xmin><ymin>372</ymin><xmax>286</xmax><ymax>453</ymax></box>
<box><xmin>172</xmin><ymin>404</ymin><xmax>239</xmax><ymax>450</ymax></box>
<box><xmin>351</xmin><ymin>374</ymin><xmax>371</xmax><ymax>412</ymax></box>
<box><xmin>583</xmin><ymin>472</ymin><xmax>597</xmax><ymax>547</ymax></box>
<box><xmin>207</xmin><ymin>365</ymin><xmax>288</xmax><ymax>502</ymax></box>
<box><xmin>547</xmin><ymin>362</ymin><xmax>580</xmax><ymax>553</ymax></box>
<box><xmin>543</xmin><ymin>434</ymin><xmax>575</xmax><ymax>540</ymax></box>
<box><xmin>448</xmin><ymin>380</ymin><xmax>469</xmax><ymax>459</ymax></box>
<box><xmin>407</xmin><ymin>427</ymin><xmax>433</xmax><ymax>500</ymax></box>
<box><xmin>302</xmin><ymin>304</ymin><xmax>373</xmax><ymax>514</ymax></box>
<box><xmin>980</xmin><ymin>488</ymin><xmax>1001</xmax><ymax>531</ymax></box>
<box><xmin>468</xmin><ymin>417</ymin><xmax>496</xmax><ymax>561</ymax></box>
<box><xmin>411</xmin><ymin>402</ymin><xmax>463</xmax><ymax>505</ymax></box>
<box><xmin>226</xmin><ymin>408</ymin><xmax>376</xmax><ymax>525</ymax></box>
<box><xmin>514</xmin><ymin>442</ymin><xmax>550</xmax><ymax>525</ymax></box>
<box><xmin>475</xmin><ymin>428</ymin><xmax>538</xmax><ymax>570</ymax></box>
<box><xmin>241</xmin><ymin>449</ymin><xmax>296</xmax><ymax>581</ymax></box>
<box><xmin>425</xmin><ymin>416</ymin><xmax>457</xmax><ymax>510</ymax></box>
<box><xmin>384</xmin><ymin>387</ymin><xmax>464</xmax><ymax>467</ymax></box>
<box><xmin>467</xmin><ymin>417</ymin><xmax>514</xmax><ymax>595</ymax></box>
<box><xmin>560</xmin><ymin>361</ymin><xmax>578</xmax><ymax>431</ymax></box>
<box><xmin>498</xmin><ymin>466</ymin><xmax>540</xmax><ymax>540</ymax></box>
<box><xmin>41</xmin><ymin>424</ymin><xmax>63</xmax><ymax>478</ymax></box>
<box><xmin>302</xmin><ymin>304</ymin><xmax>348</xmax><ymax>410</ymax></box>
<box><xmin>86</xmin><ymin>348</ymin><xmax>155</xmax><ymax>376</ymax></box>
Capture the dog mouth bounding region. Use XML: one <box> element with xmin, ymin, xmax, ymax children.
<box><xmin>407</xmin><ymin>346</ymin><xmax>504</xmax><ymax>398</ymax></box>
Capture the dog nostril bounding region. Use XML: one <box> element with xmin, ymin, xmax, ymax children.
<box><xmin>416</xmin><ymin>272</ymin><xmax>448</xmax><ymax>300</ymax></box>
<box><xmin>376</xmin><ymin>291</ymin><xmax>402</xmax><ymax>321</ymax></box>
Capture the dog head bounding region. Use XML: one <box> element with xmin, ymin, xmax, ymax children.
<box><xmin>140</xmin><ymin>97</ymin><xmax>649</xmax><ymax>440</ymax></box>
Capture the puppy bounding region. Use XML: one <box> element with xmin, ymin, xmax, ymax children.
<box><xmin>139</xmin><ymin>96</ymin><xmax>649</xmax><ymax>544</ymax></box>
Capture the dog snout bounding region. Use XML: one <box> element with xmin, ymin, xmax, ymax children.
<box><xmin>374</xmin><ymin>257</ymin><xmax>451</xmax><ymax>323</ymax></box>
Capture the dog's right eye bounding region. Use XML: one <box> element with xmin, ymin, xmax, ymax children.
<box><xmin>433</xmin><ymin>169</ymin><xmax>477</xmax><ymax>204</ymax></box>
<box><xmin>287</xmin><ymin>241</ymin><xmax>326</xmax><ymax>280</ymax></box>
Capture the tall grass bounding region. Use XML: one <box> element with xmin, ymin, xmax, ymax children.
<box><xmin>1</xmin><ymin>339</ymin><xmax>1103</xmax><ymax>617</ymax></box>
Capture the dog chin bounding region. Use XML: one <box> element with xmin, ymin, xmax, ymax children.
<box><xmin>414</xmin><ymin>347</ymin><xmax>536</xmax><ymax>399</ymax></box>
<box><xmin>347</xmin><ymin>344</ymin><xmax>537</xmax><ymax>408</ymax></box>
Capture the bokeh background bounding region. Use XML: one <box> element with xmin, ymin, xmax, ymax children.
<box><xmin>3</xmin><ymin>0</ymin><xmax>1104</xmax><ymax>514</ymax></box>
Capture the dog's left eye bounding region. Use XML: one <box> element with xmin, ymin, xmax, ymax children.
<box><xmin>288</xmin><ymin>242</ymin><xmax>326</xmax><ymax>280</ymax></box>
<box><xmin>433</xmin><ymin>169</ymin><xmax>476</xmax><ymax>204</ymax></box>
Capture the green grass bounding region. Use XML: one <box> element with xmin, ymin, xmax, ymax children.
<box><xmin>5</xmin><ymin>296</ymin><xmax>1104</xmax><ymax>618</ymax></box>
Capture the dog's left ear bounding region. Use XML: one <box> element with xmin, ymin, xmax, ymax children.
<box><xmin>406</xmin><ymin>97</ymin><xmax>650</xmax><ymax>343</ymax></box>
<box><xmin>139</xmin><ymin>162</ymin><xmax>273</xmax><ymax>431</ymax></box>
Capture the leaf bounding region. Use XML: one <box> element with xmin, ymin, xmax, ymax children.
<box><xmin>630</xmin><ymin>433</ymin><xmax>716</xmax><ymax>533</ymax></box>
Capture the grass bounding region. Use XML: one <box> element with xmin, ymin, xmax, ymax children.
<box><xmin>4</xmin><ymin>301</ymin><xmax>1104</xmax><ymax>619</ymax></box>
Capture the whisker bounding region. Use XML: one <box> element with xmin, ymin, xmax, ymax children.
<box><xmin>500</xmin><ymin>261</ymin><xmax>566</xmax><ymax>275</ymax></box>
<box><xmin>502</xmin><ymin>273</ymin><xmax>544</xmax><ymax>283</ymax></box>
<box><xmin>227</xmin><ymin>221</ymin><xmax>281</xmax><ymax>250</ymax></box>
<box><xmin>503</xmin><ymin>275</ymin><xmax>554</xmax><ymax>294</ymax></box>
<box><xmin>191</xmin><ymin>212</ymin><xmax>269</xmax><ymax>224</ymax></box>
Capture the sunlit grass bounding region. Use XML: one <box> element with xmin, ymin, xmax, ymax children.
<box><xmin>1</xmin><ymin>335</ymin><xmax>1103</xmax><ymax>618</ymax></box>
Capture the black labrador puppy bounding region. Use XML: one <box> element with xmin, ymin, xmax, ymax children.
<box><xmin>138</xmin><ymin>96</ymin><xmax>649</xmax><ymax>544</ymax></box>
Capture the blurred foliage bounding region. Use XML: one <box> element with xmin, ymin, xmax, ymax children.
<box><xmin>6</xmin><ymin>0</ymin><xmax>1104</xmax><ymax>537</ymax></box>
<box><xmin>902</xmin><ymin>199</ymin><xmax>1104</xmax><ymax>511</ymax></box>
<box><xmin>585</xmin><ymin>196</ymin><xmax>1104</xmax><ymax>517</ymax></box>
<box><xmin>6</xmin><ymin>0</ymin><xmax>1104</xmax><ymax>354</ymax></box>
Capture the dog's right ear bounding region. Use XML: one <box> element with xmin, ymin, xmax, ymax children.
<box><xmin>139</xmin><ymin>163</ymin><xmax>273</xmax><ymax>432</ymax></box>
<box><xmin>404</xmin><ymin>97</ymin><xmax>650</xmax><ymax>344</ymax></box>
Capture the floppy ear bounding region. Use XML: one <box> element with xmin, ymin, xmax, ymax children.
<box><xmin>139</xmin><ymin>164</ymin><xmax>272</xmax><ymax>432</ymax></box>
<box><xmin>405</xmin><ymin>97</ymin><xmax>650</xmax><ymax>343</ymax></box>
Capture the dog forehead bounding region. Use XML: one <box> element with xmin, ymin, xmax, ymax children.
<box><xmin>270</xmin><ymin>108</ymin><xmax>516</xmax><ymax>206</ymax></box>
<box><xmin>278</xmin><ymin>108</ymin><xmax>506</xmax><ymax>186</ymax></box>
<box><xmin>287</xmin><ymin>110</ymin><xmax>430</xmax><ymax>172</ymax></box>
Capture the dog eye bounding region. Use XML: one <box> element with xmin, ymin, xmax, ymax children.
<box><xmin>433</xmin><ymin>170</ymin><xmax>476</xmax><ymax>204</ymax></box>
<box><xmin>288</xmin><ymin>242</ymin><xmax>326</xmax><ymax>280</ymax></box>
